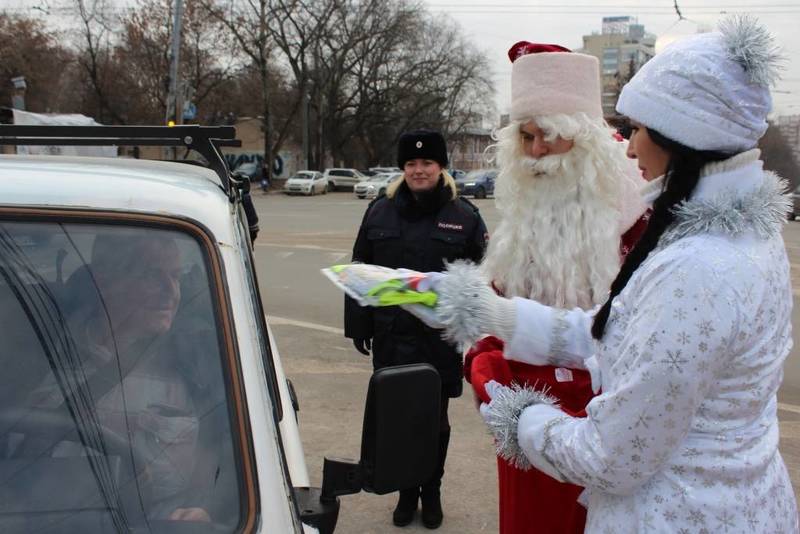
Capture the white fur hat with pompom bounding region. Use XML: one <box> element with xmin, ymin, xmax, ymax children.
<box><xmin>616</xmin><ymin>15</ymin><xmax>783</xmax><ymax>153</ymax></box>
<box><xmin>509</xmin><ymin>41</ymin><xmax>604</xmax><ymax>122</ymax></box>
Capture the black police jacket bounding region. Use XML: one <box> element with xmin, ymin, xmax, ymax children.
<box><xmin>344</xmin><ymin>178</ymin><xmax>488</xmax><ymax>398</ymax></box>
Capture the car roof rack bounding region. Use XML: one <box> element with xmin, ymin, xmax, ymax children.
<box><xmin>0</xmin><ymin>125</ymin><xmax>242</xmax><ymax>197</ymax></box>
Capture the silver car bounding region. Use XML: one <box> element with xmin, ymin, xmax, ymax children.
<box><xmin>283</xmin><ymin>170</ymin><xmax>327</xmax><ymax>196</ymax></box>
<box><xmin>354</xmin><ymin>172</ymin><xmax>402</xmax><ymax>199</ymax></box>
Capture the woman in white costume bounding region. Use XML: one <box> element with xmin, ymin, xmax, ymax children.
<box><xmin>431</xmin><ymin>16</ymin><xmax>799</xmax><ymax>533</ymax></box>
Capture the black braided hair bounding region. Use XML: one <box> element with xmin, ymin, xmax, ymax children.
<box><xmin>590</xmin><ymin>129</ymin><xmax>732</xmax><ymax>340</ymax></box>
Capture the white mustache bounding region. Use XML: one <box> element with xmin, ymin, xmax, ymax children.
<box><xmin>520</xmin><ymin>155</ymin><xmax>567</xmax><ymax>176</ymax></box>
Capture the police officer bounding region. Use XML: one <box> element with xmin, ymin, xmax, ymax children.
<box><xmin>344</xmin><ymin>129</ymin><xmax>488</xmax><ymax>529</ymax></box>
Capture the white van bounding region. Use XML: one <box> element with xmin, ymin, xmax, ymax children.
<box><xmin>322</xmin><ymin>168</ymin><xmax>366</xmax><ymax>191</ymax></box>
<box><xmin>0</xmin><ymin>125</ymin><xmax>439</xmax><ymax>533</ymax></box>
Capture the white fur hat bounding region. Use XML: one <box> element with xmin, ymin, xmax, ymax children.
<box><xmin>510</xmin><ymin>47</ymin><xmax>603</xmax><ymax>121</ymax></box>
<box><xmin>616</xmin><ymin>16</ymin><xmax>781</xmax><ymax>153</ymax></box>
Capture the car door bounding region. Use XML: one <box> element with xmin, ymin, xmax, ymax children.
<box><xmin>487</xmin><ymin>171</ymin><xmax>497</xmax><ymax>196</ymax></box>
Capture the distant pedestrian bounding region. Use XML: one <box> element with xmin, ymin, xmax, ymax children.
<box><xmin>344</xmin><ymin>129</ymin><xmax>488</xmax><ymax>529</ymax></box>
<box><xmin>260</xmin><ymin>162</ymin><xmax>270</xmax><ymax>194</ymax></box>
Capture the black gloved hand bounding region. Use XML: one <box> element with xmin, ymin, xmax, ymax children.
<box><xmin>353</xmin><ymin>338</ymin><xmax>372</xmax><ymax>356</ymax></box>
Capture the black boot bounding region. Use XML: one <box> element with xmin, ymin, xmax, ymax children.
<box><xmin>420</xmin><ymin>483</ymin><xmax>443</xmax><ymax>529</ymax></box>
<box><xmin>392</xmin><ymin>487</ymin><xmax>419</xmax><ymax>527</ymax></box>
<box><xmin>420</xmin><ymin>428</ymin><xmax>450</xmax><ymax>529</ymax></box>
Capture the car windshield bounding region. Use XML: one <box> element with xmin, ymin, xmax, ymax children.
<box><xmin>290</xmin><ymin>173</ymin><xmax>313</xmax><ymax>180</ymax></box>
<box><xmin>0</xmin><ymin>221</ymin><xmax>243</xmax><ymax>532</ymax></box>
<box><xmin>465</xmin><ymin>170</ymin><xmax>492</xmax><ymax>181</ymax></box>
<box><xmin>236</xmin><ymin>163</ymin><xmax>257</xmax><ymax>173</ymax></box>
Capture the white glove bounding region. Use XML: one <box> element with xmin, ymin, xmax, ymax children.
<box><xmin>435</xmin><ymin>261</ymin><xmax>516</xmax><ymax>350</ymax></box>
<box><xmin>478</xmin><ymin>379</ymin><xmax>503</xmax><ymax>423</ymax></box>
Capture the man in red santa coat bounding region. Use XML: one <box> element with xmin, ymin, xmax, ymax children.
<box><xmin>464</xmin><ymin>42</ymin><xmax>653</xmax><ymax>534</ymax></box>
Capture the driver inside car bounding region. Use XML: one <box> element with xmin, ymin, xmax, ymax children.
<box><xmin>26</xmin><ymin>232</ymin><xmax>213</xmax><ymax>523</ymax></box>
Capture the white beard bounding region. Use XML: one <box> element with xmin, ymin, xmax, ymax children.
<box><xmin>481</xmin><ymin>123</ymin><xmax>626</xmax><ymax>309</ymax></box>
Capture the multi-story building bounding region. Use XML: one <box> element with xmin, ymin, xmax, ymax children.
<box><xmin>448</xmin><ymin>127</ymin><xmax>494</xmax><ymax>171</ymax></box>
<box><xmin>776</xmin><ymin>115</ymin><xmax>800</xmax><ymax>165</ymax></box>
<box><xmin>581</xmin><ymin>16</ymin><xmax>656</xmax><ymax>117</ymax></box>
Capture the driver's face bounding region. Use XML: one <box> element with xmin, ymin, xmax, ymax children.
<box><xmin>104</xmin><ymin>239</ymin><xmax>182</xmax><ymax>339</ymax></box>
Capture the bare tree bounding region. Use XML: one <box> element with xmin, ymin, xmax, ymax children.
<box><xmin>311</xmin><ymin>1</ymin><xmax>494</xmax><ymax>167</ymax></box>
<box><xmin>114</xmin><ymin>0</ymin><xmax>239</xmax><ymax>123</ymax></box>
<box><xmin>267</xmin><ymin>0</ymin><xmax>336</xmax><ymax>169</ymax></box>
<box><xmin>199</xmin><ymin>0</ymin><xmax>278</xmax><ymax>179</ymax></box>
<box><xmin>0</xmin><ymin>13</ymin><xmax>75</xmax><ymax>113</ymax></box>
<box><xmin>72</xmin><ymin>0</ymin><xmax>126</xmax><ymax>123</ymax></box>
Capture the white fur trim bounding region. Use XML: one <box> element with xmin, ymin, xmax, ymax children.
<box><xmin>618</xmin><ymin>168</ymin><xmax>648</xmax><ymax>234</ymax></box>
<box><xmin>516</xmin><ymin>402</ymin><xmax>570</xmax><ymax>480</ymax></box>
<box><xmin>640</xmin><ymin>175</ymin><xmax>665</xmax><ymax>204</ymax></box>
<box><xmin>511</xmin><ymin>53</ymin><xmax>603</xmax><ymax>121</ymax></box>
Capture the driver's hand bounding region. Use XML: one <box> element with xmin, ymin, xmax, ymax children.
<box><xmin>353</xmin><ymin>337</ymin><xmax>372</xmax><ymax>356</ymax></box>
<box><xmin>169</xmin><ymin>507</ymin><xmax>211</xmax><ymax>522</ymax></box>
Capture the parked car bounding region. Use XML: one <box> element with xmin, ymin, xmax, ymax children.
<box><xmin>791</xmin><ymin>185</ymin><xmax>800</xmax><ymax>220</ymax></box>
<box><xmin>354</xmin><ymin>172</ymin><xmax>402</xmax><ymax>199</ymax></box>
<box><xmin>457</xmin><ymin>169</ymin><xmax>497</xmax><ymax>199</ymax></box>
<box><xmin>369</xmin><ymin>166</ymin><xmax>401</xmax><ymax>174</ymax></box>
<box><xmin>323</xmin><ymin>168</ymin><xmax>366</xmax><ymax>191</ymax></box>
<box><xmin>233</xmin><ymin>160</ymin><xmax>261</xmax><ymax>181</ymax></box>
<box><xmin>0</xmin><ymin>124</ymin><xmax>440</xmax><ymax>534</ymax></box>
<box><xmin>283</xmin><ymin>170</ymin><xmax>327</xmax><ymax>196</ymax></box>
<box><xmin>448</xmin><ymin>169</ymin><xmax>466</xmax><ymax>181</ymax></box>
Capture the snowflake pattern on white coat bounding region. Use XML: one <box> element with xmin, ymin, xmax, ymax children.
<box><xmin>507</xmin><ymin>151</ymin><xmax>799</xmax><ymax>533</ymax></box>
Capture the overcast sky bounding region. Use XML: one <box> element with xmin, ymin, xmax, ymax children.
<box><xmin>423</xmin><ymin>0</ymin><xmax>800</xmax><ymax>119</ymax></box>
<box><xmin>2</xmin><ymin>0</ymin><xmax>797</xmax><ymax>119</ymax></box>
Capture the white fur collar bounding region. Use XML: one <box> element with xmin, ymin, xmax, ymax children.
<box><xmin>618</xmin><ymin>175</ymin><xmax>649</xmax><ymax>234</ymax></box>
<box><xmin>640</xmin><ymin>175</ymin><xmax>664</xmax><ymax>204</ymax></box>
<box><xmin>662</xmin><ymin>150</ymin><xmax>790</xmax><ymax>244</ymax></box>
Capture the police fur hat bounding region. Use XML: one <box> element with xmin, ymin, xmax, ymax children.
<box><xmin>397</xmin><ymin>129</ymin><xmax>449</xmax><ymax>168</ymax></box>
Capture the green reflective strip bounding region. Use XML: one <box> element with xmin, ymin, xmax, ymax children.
<box><xmin>366</xmin><ymin>279</ymin><xmax>404</xmax><ymax>296</ymax></box>
<box><xmin>375</xmin><ymin>289</ymin><xmax>438</xmax><ymax>307</ymax></box>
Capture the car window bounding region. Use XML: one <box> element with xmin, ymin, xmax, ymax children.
<box><xmin>329</xmin><ymin>170</ymin><xmax>350</xmax><ymax>177</ymax></box>
<box><xmin>0</xmin><ymin>221</ymin><xmax>244</xmax><ymax>532</ymax></box>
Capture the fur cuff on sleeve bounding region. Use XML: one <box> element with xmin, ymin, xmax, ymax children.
<box><xmin>484</xmin><ymin>383</ymin><xmax>560</xmax><ymax>470</ymax></box>
<box><xmin>436</xmin><ymin>261</ymin><xmax>515</xmax><ymax>350</ymax></box>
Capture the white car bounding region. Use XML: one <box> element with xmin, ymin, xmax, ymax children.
<box><xmin>283</xmin><ymin>171</ymin><xmax>327</xmax><ymax>196</ymax></box>
<box><xmin>368</xmin><ymin>166</ymin><xmax>401</xmax><ymax>175</ymax></box>
<box><xmin>323</xmin><ymin>168</ymin><xmax>366</xmax><ymax>191</ymax></box>
<box><xmin>354</xmin><ymin>172</ymin><xmax>402</xmax><ymax>199</ymax></box>
<box><xmin>0</xmin><ymin>125</ymin><xmax>439</xmax><ymax>533</ymax></box>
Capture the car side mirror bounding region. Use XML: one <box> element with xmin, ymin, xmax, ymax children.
<box><xmin>295</xmin><ymin>363</ymin><xmax>441</xmax><ymax>534</ymax></box>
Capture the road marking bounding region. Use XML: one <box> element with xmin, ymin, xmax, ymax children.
<box><xmin>325</xmin><ymin>252</ymin><xmax>349</xmax><ymax>263</ymax></box>
<box><xmin>256</xmin><ymin>242</ymin><xmax>350</xmax><ymax>254</ymax></box>
<box><xmin>267</xmin><ymin>315</ymin><xmax>344</xmax><ymax>335</ymax></box>
<box><xmin>276</xmin><ymin>251</ymin><xmax>294</xmax><ymax>259</ymax></box>
<box><xmin>779</xmin><ymin>402</ymin><xmax>800</xmax><ymax>415</ymax></box>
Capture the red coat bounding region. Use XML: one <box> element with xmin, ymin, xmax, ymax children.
<box><xmin>465</xmin><ymin>213</ymin><xmax>650</xmax><ymax>534</ymax></box>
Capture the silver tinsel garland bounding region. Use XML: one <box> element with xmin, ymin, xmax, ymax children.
<box><xmin>483</xmin><ymin>383</ymin><xmax>560</xmax><ymax>471</ymax></box>
<box><xmin>663</xmin><ymin>171</ymin><xmax>791</xmax><ymax>247</ymax></box>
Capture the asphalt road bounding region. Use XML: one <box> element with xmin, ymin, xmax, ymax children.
<box><xmin>251</xmin><ymin>191</ymin><xmax>800</xmax><ymax>533</ymax></box>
